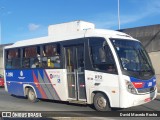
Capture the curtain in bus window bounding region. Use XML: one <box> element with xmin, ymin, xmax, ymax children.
<box><xmin>8</xmin><ymin>49</ymin><xmax>19</xmax><ymax>59</ymax></box>
<box><xmin>23</xmin><ymin>47</ymin><xmax>38</xmax><ymax>68</ymax></box>
<box><xmin>6</xmin><ymin>49</ymin><xmax>21</xmax><ymax>69</ymax></box>
<box><xmin>25</xmin><ymin>47</ymin><xmax>37</xmax><ymax>58</ymax></box>
<box><xmin>44</xmin><ymin>45</ymin><xmax>57</xmax><ymax>56</ymax></box>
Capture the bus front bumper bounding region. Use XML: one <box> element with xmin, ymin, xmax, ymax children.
<box><xmin>120</xmin><ymin>88</ymin><xmax>157</xmax><ymax>108</ymax></box>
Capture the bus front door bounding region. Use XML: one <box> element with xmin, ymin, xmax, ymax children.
<box><xmin>65</xmin><ymin>45</ymin><xmax>86</xmax><ymax>101</ymax></box>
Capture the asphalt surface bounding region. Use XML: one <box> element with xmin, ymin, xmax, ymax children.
<box><xmin>0</xmin><ymin>87</ymin><xmax>160</xmax><ymax>111</ymax></box>
<box><xmin>0</xmin><ymin>87</ymin><xmax>160</xmax><ymax>120</ymax></box>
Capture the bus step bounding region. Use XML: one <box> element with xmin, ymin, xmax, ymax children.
<box><xmin>68</xmin><ymin>100</ymin><xmax>87</xmax><ymax>104</ymax></box>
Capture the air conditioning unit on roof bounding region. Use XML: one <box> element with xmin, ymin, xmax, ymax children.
<box><xmin>48</xmin><ymin>20</ymin><xmax>95</xmax><ymax>36</ymax></box>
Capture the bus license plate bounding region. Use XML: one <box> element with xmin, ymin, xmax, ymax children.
<box><xmin>144</xmin><ymin>98</ymin><xmax>151</xmax><ymax>102</ymax></box>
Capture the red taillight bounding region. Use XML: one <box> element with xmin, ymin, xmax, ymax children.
<box><xmin>132</xmin><ymin>82</ymin><xmax>144</xmax><ymax>88</ymax></box>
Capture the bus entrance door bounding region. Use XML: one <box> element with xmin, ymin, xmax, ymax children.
<box><xmin>65</xmin><ymin>45</ymin><xmax>86</xmax><ymax>101</ymax></box>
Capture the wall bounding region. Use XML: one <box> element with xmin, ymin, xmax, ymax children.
<box><xmin>0</xmin><ymin>44</ymin><xmax>13</xmax><ymax>75</ymax></box>
<box><xmin>0</xmin><ymin>46</ymin><xmax>4</xmax><ymax>75</ymax></box>
<box><xmin>149</xmin><ymin>51</ymin><xmax>160</xmax><ymax>92</ymax></box>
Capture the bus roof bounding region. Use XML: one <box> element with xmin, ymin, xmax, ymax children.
<box><xmin>5</xmin><ymin>21</ymin><xmax>136</xmax><ymax>49</ymax></box>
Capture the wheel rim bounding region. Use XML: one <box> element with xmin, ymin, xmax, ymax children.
<box><xmin>29</xmin><ymin>90</ymin><xmax>35</xmax><ymax>100</ymax></box>
<box><xmin>96</xmin><ymin>96</ymin><xmax>107</xmax><ymax>110</ymax></box>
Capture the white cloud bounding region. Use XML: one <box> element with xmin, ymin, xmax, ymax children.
<box><xmin>12</xmin><ymin>25</ymin><xmax>48</xmax><ymax>42</ymax></box>
<box><xmin>28</xmin><ymin>23</ymin><xmax>40</xmax><ymax>31</ymax></box>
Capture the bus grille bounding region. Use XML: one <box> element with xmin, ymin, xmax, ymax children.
<box><xmin>137</xmin><ymin>87</ymin><xmax>155</xmax><ymax>93</ymax></box>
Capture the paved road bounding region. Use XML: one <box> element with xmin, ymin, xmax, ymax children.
<box><xmin>0</xmin><ymin>87</ymin><xmax>160</xmax><ymax>112</ymax></box>
<box><xmin>0</xmin><ymin>87</ymin><xmax>94</xmax><ymax>111</ymax></box>
<box><xmin>0</xmin><ymin>87</ymin><xmax>160</xmax><ymax>119</ymax></box>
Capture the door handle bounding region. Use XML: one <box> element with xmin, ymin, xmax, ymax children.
<box><xmin>94</xmin><ymin>83</ymin><xmax>100</xmax><ymax>86</ymax></box>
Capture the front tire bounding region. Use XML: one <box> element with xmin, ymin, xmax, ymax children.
<box><xmin>93</xmin><ymin>93</ymin><xmax>111</xmax><ymax>111</ymax></box>
<box><xmin>27</xmin><ymin>88</ymin><xmax>38</xmax><ymax>103</ymax></box>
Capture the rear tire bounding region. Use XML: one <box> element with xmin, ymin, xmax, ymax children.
<box><xmin>27</xmin><ymin>88</ymin><xmax>38</xmax><ymax>103</ymax></box>
<box><xmin>93</xmin><ymin>93</ymin><xmax>111</xmax><ymax>111</ymax></box>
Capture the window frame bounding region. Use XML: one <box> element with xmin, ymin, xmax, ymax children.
<box><xmin>41</xmin><ymin>43</ymin><xmax>61</xmax><ymax>69</ymax></box>
<box><xmin>89</xmin><ymin>37</ymin><xmax>117</xmax><ymax>74</ymax></box>
<box><xmin>5</xmin><ymin>48</ymin><xmax>21</xmax><ymax>69</ymax></box>
<box><xmin>5</xmin><ymin>42</ymin><xmax>62</xmax><ymax>69</ymax></box>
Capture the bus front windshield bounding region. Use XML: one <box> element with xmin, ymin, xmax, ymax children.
<box><xmin>110</xmin><ymin>39</ymin><xmax>153</xmax><ymax>73</ymax></box>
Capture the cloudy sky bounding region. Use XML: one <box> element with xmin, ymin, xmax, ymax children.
<box><xmin>0</xmin><ymin>0</ymin><xmax>160</xmax><ymax>44</ymax></box>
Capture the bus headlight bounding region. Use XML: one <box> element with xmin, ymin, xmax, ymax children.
<box><xmin>125</xmin><ymin>80</ymin><xmax>137</xmax><ymax>94</ymax></box>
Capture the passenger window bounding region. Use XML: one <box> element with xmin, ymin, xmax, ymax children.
<box><xmin>22</xmin><ymin>46</ymin><xmax>40</xmax><ymax>68</ymax></box>
<box><xmin>89</xmin><ymin>38</ymin><xmax>116</xmax><ymax>73</ymax></box>
<box><xmin>6</xmin><ymin>49</ymin><xmax>21</xmax><ymax>69</ymax></box>
<box><xmin>42</xmin><ymin>44</ymin><xmax>60</xmax><ymax>68</ymax></box>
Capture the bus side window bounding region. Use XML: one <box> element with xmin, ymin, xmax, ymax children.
<box><xmin>89</xmin><ymin>37</ymin><xmax>116</xmax><ymax>73</ymax></box>
<box><xmin>6</xmin><ymin>51</ymin><xmax>12</xmax><ymax>69</ymax></box>
<box><xmin>104</xmin><ymin>45</ymin><xmax>116</xmax><ymax>72</ymax></box>
<box><xmin>6</xmin><ymin>49</ymin><xmax>21</xmax><ymax>69</ymax></box>
<box><xmin>42</xmin><ymin>44</ymin><xmax>61</xmax><ymax>69</ymax></box>
<box><xmin>22</xmin><ymin>46</ymin><xmax>40</xmax><ymax>68</ymax></box>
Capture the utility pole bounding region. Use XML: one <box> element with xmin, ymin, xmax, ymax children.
<box><xmin>0</xmin><ymin>7</ymin><xmax>4</xmax><ymax>45</ymax></box>
<box><xmin>118</xmin><ymin>0</ymin><xmax>121</xmax><ymax>30</ymax></box>
<box><xmin>0</xmin><ymin>21</ymin><xmax>1</xmax><ymax>44</ymax></box>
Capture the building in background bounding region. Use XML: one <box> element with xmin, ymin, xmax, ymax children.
<box><xmin>120</xmin><ymin>24</ymin><xmax>160</xmax><ymax>92</ymax></box>
<box><xmin>0</xmin><ymin>44</ymin><xmax>13</xmax><ymax>75</ymax></box>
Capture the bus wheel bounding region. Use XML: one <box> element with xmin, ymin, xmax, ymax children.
<box><xmin>93</xmin><ymin>93</ymin><xmax>111</xmax><ymax>111</ymax></box>
<box><xmin>27</xmin><ymin>88</ymin><xmax>38</xmax><ymax>103</ymax></box>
